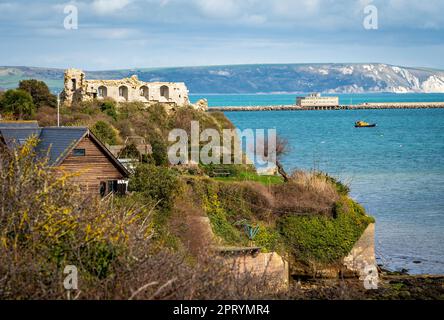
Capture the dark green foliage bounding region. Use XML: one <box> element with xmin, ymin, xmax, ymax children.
<box><xmin>279</xmin><ymin>196</ymin><xmax>374</xmax><ymax>265</ymax></box>
<box><xmin>75</xmin><ymin>100</ymin><xmax>101</xmax><ymax>116</ymax></box>
<box><xmin>129</xmin><ymin>164</ymin><xmax>181</xmax><ymax>210</ymax></box>
<box><xmin>80</xmin><ymin>242</ymin><xmax>119</xmax><ymax>279</ymax></box>
<box><xmin>204</xmin><ymin>193</ymin><xmax>248</xmax><ymax>246</ymax></box>
<box><xmin>149</xmin><ymin>132</ymin><xmax>168</xmax><ymax>166</ymax></box>
<box><xmin>209</xmin><ymin>111</ymin><xmax>236</xmax><ymax>130</ymax></box>
<box><xmin>253</xmin><ymin>224</ymin><xmax>282</xmax><ymax>252</ymax></box>
<box><xmin>99</xmin><ymin>99</ymin><xmax>118</xmax><ymax>120</ymax></box>
<box><xmin>91</xmin><ymin>121</ymin><xmax>117</xmax><ymax>145</ymax></box>
<box><xmin>18</xmin><ymin>79</ymin><xmax>57</xmax><ymax>108</ymax></box>
<box><xmin>147</xmin><ymin>103</ymin><xmax>169</xmax><ymax>128</ymax></box>
<box><xmin>0</xmin><ymin>89</ymin><xmax>35</xmax><ymax>119</ymax></box>
<box><xmin>119</xmin><ymin>143</ymin><xmax>141</xmax><ymax>160</ymax></box>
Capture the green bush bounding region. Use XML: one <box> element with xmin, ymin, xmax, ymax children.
<box><xmin>147</xmin><ymin>103</ymin><xmax>170</xmax><ymax>128</ymax></box>
<box><xmin>72</xmin><ymin>100</ymin><xmax>101</xmax><ymax>117</ymax></box>
<box><xmin>279</xmin><ymin>196</ymin><xmax>374</xmax><ymax>265</ymax></box>
<box><xmin>119</xmin><ymin>143</ymin><xmax>141</xmax><ymax>160</ymax></box>
<box><xmin>80</xmin><ymin>242</ymin><xmax>119</xmax><ymax>279</ymax></box>
<box><xmin>91</xmin><ymin>120</ymin><xmax>117</xmax><ymax>145</ymax></box>
<box><xmin>149</xmin><ymin>132</ymin><xmax>169</xmax><ymax>166</ymax></box>
<box><xmin>18</xmin><ymin>79</ymin><xmax>57</xmax><ymax>108</ymax></box>
<box><xmin>253</xmin><ymin>224</ymin><xmax>282</xmax><ymax>252</ymax></box>
<box><xmin>129</xmin><ymin>164</ymin><xmax>181</xmax><ymax>210</ymax></box>
<box><xmin>100</xmin><ymin>99</ymin><xmax>118</xmax><ymax>120</ymax></box>
<box><xmin>204</xmin><ymin>193</ymin><xmax>247</xmax><ymax>246</ymax></box>
<box><xmin>0</xmin><ymin>89</ymin><xmax>35</xmax><ymax>119</ymax></box>
<box><xmin>215</xmin><ymin>183</ymin><xmax>253</xmax><ymax>222</ymax></box>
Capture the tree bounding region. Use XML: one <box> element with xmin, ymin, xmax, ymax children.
<box><xmin>91</xmin><ymin>121</ymin><xmax>117</xmax><ymax>145</ymax></box>
<box><xmin>275</xmin><ymin>135</ymin><xmax>291</xmax><ymax>182</ymax></box>
<box><xmin>19</xmin><ymin>79</ymin><xmax>57</xmax><ymax>108</ymax></box>
<box><xmin>262</xmin><ymin>134</ymin><xmax>291</xmax><ymax>183</ymax></box>
<box><xmin>149</xmin><ymin>132</ymin><xmax>168</xmax><ymax>166</ymax></box>
<box><xmin>0</xmin><ymin>89</ymin><xmax>35</xmax><ymax>119</ymax></box>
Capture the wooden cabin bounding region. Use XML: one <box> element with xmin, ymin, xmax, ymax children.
<box><xmin>0</xmin><ymin>121</ymin><xmax>129</xmax><ymax>196</ymax></box>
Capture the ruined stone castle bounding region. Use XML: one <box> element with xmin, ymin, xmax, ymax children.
<box><xmin>61</xmin><ymin>68</ymin><xmax>190</xmax><ymax>107</ymax></box>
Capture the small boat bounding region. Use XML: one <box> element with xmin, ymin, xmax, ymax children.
<box><xmin>355</xmin><ymin>121</ymin><xmax>377</xmax><ymax>128</ymax></box>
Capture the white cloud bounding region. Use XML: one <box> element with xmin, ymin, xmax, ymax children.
<box><xmin>241</xmin><ymin>14</ymin><xmax>267</xmax><ymax>26</ymax></box>
<box><xmin>92</xmin><ymin>0</ymin><xmax>132</xmax><ymax>15</ymax></box>
<box><xmin>194</xmin><ymin>0</ymin><xmax>240</xmax><ymax>19</ymax></box>
<box><xmin>272</xmin><ymin>0</ymin><xmax>321</xmax><ymax>17</ymax></box>
<box><xmin>92</xmin><ymin>27</ymin><xmax>136</xmax><ymax>39</ymax></box>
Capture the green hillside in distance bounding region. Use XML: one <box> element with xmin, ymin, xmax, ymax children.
<box><xmin>1</xmin><ymin>63</ymin><xmax>444</xmax><ymax>94</ymax></box>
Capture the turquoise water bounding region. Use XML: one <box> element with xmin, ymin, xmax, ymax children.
<box><xmin>190</xmin><ymin>94</ymin><xmax>444</xmax><ymax>275</ymax></box>
<box><xmin>190</xmin><ymin>93</ymin><xmax>444</xmax><ymax>107</ymax></box>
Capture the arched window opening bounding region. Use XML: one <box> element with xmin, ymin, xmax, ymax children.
<box><xmin>160</xmin><ymin>85</ymin><xmax>169</xmax><ymax>100</ymax></box>
<box><xmin>119</xmin><ymin>86</ymin><xmax>128</xmax><ymax>101</ymax></box>
<box><xmin>98</xmin><ymin>86</ymin><xmax>107</xmax><ymax>98</ymax></box>
<box><xmin>140</xmin><ymin>86</ymin><xmax>149</xmax><ymax>100</ymax></box>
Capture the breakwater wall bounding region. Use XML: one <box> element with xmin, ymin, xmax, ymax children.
<box><xmin>208</xmin><ymin>102</ymin><xmax>444</xmax><ymax>112</ymax></box>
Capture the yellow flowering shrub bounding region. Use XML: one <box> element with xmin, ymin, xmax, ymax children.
<box><xmin>0</xmin><ymin>138</ymin><xmax>153</xmax><ymax>279</ymax></box>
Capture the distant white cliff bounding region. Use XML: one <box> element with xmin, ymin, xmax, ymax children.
<box><xmin>1</xmin><ymin>63</ymin><xmax>444</xmax><ymax>93</ymax></box>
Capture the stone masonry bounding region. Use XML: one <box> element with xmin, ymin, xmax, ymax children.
<box><xmin>61</xmin><ymin>68</ymin><xmax>190</xmax><ymax>107</ymax></box>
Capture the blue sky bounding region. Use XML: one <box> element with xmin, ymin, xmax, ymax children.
<box><xmin>0</xmin><ymin>0</ymin><xmax>443</xmax><ymax>70</ymax></box>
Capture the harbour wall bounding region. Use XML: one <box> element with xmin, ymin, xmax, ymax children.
<box><xmin>208</xmin><ymin>102</ymin><xmax>444</xmax><ymax>112</ymax></box>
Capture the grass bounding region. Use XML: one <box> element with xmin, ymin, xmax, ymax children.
<box><xmin>214</xmin><ymin>171</ymin><xmax>284</xmax><ymax>185</ymax></box>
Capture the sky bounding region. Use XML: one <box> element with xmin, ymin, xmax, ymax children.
<box><xmin>0</xmin><ymin>0</ymin><xmax>443</xmax><ymax>70</ymax></box>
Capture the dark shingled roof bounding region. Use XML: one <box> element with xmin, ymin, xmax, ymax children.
<box><xmin>0</xmin><ymin>125</ymin><xmax>87</xmax><ymax>165</ymax></box>
<box><xmin>0</xmin><ymin>122</ymin><xmax>129</xmax><ymax>177</ymax></box>
<box><xmin>35</xmin><ymin>127</ymin><xmax>88</xmax><ymax>165</ymax></box>
<box><xmin>0</xmin><ymin>121</ymin><xmax>39</xmax><ymax>129</ymax></box>
<box><xmin>0</xmin><ymin>128</ymin><xmax>42</xmax><ymax>149</ymax></box>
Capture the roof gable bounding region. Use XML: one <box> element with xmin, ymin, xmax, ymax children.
<box><xmin>36</xmin><ymin>127</ymin><xmax>88</xmax><ymax>165</ymax></box>
<box><xmin>0</xmin><ymin>124</ymin><xmax>129</xmax><ymax>178</ymax></box>
<box><xmin>84</xmin><ymin>131</ymin><xmax>130</xmax><ymax>177</ymax></box>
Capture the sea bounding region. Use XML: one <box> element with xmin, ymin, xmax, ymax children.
<box><xmin>190</xmin><ymin>93</ymin><xmax>444</xmax><ymax>275</ymax></box>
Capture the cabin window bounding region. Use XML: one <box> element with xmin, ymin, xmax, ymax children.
<box><xmin>108</xmin><ymin>180</ymin><xmax>118</xmax><ymax>194</ymax></box>
<box><xmin>99</xmin><ymin>182</ymin><xmax>106</xmax><ymax>197</ymax></box>
<box><xmin>73</xmin><ymin>148</ymin><xmax>86</xmax><ymax>156</ymax></box>
<box><xmin>117</xmin><ymin>180</ymin><xmax>128</xmax><ymax>195</ymax></box>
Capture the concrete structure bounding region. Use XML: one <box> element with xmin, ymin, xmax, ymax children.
<box><xmin>61</xmin><ymin>68</ymin><xmax>190</xmax><ymax>107</ymax></box>
<box><xmin>296</xmin><ymin>93</ymin><xmax>339</xmax><ymax>108</ymax></box>
<box><xmin>343</xmin><ymin>223</ymin><xmax>378</xmax><ymax>284</ymax></box>
<box><xmin>290</xmin><ymin>223</ymin><xmax>378</xmax><ymax>283</ymax></box>
<box><xmin>217</xmin><ymin>247</ymin><xmax>289</xmax><ymax>288</ymax></box>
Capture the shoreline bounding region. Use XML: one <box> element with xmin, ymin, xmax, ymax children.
<box><xmin>208</xmin><ymin>102</ymin><xmax>444</xmax><ymax>112</ymax></box>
